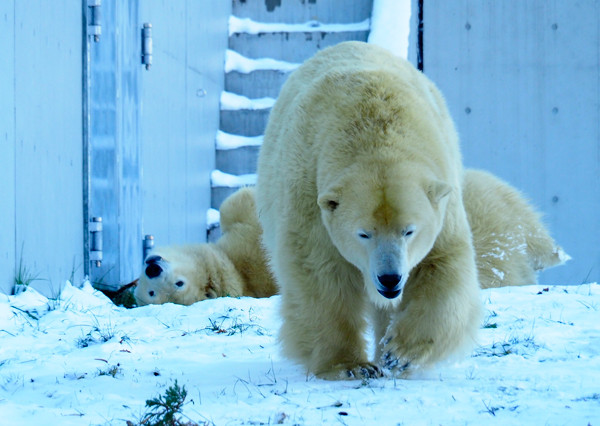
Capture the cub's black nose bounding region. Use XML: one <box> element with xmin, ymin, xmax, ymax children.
<box><xmin>377</xmin><ymin>274</ymin><xmax>402</xmax><ymax>289</ymax></box>
<box><xmin>145</xmin><ymin>263</ymin><xmax>163</xmax><ymax>278</ymax></box>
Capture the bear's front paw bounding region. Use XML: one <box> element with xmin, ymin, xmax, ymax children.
<box><xmin>381</xmin><ymin>334</ymin><xmax>435</xmax><ymax>377</ymax></box>
<box><xmin>318</xmin><ymin>362</ymin><xmax>384</xmax><ymax>381</ymax></box>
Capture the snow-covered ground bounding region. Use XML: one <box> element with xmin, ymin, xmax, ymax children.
<box><xmin>1</xmin><ymin>282</ymin><xmax>598</xmax><ymax>425</ymax></box>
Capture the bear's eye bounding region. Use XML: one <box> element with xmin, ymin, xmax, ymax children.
<box><xmin>175</xmin><ymin>280</ymin><xmax>185</xmax><ymax>288</ymax></box>
<box><xmin>358</xmin><ymin>231</ymin><xmax>371</xmax><ymax>240</ymax></box>
<box><xmin>404</xmin><ymin>226</ymin><xmax>416</xmax><ymax>237</ymax></box>
<box><xmin>327</xmin><ymin>200</ymin><xmax>339</xmax><ymax>211</ymax></box>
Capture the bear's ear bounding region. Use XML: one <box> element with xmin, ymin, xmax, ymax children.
<box><xmin>427</xmin><ymin>181</ymin><xmax>452</xmax><ymax>205</ymax></box>
<box><xmin>317</xmin><ymin>193</ymin><xmax>340</xmax><ymax>212</ymax></box>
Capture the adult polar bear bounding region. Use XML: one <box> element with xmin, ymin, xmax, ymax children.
<box><xmin>256</xmin><ymin>41</ymin><xmax>482</xmax><ymax>379</ymax></box>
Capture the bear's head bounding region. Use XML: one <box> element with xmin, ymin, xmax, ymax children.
<box><xmin>134</xmin><ymin>245</ymin><xmax>223</xmax><ymax>306</ymax></box>
<box><xmin>317</xmin><ymin>167</ymin><xmax>451</xmax><ymax>306</ymax></box>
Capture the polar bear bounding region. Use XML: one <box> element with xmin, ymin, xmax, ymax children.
<box><xmin>464</xmin><ymin>169</ymin><xmax>569</xmax><ymax>289</ymax></box>
<box><xmin>256</xmin><ymin>41</ymin><xmax>482</xmax><ymax>379</ymax></box>
<box><xmin>134</xmin><ymin>187</ymin><xmax>277</xmax><ymax>306</ymax></box>
<box><xmin>132</xmin><ymin>172</ymin><xmax>567</xmax><ymax>307</ymax></box>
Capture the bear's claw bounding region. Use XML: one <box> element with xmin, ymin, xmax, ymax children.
<box><xmin>358</xmin><ymin>364</ymin><xmax>384</xmax><ymax>379</ymax></box>
<box><xmin>344</xmin><ymin>364</ymin><xmax>383</xmax><ymax>379</ymax></box>
<box><xmin>321</xmin><ymin>363</ymin><xmax>384</xmax><ymax>380</ymax></box>
<box><xmin>382</xmin><ymin>351</ymin><xmax>411</xmax><ymax>372</ymax></box>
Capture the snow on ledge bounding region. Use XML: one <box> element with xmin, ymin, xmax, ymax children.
<box><xmin>216</xmin><ymin>131</ymin><xmax>263</xmax><ymax>150</ymax></box>
<box><xmin>225</xmin><ymin>50</ymin><xmax>300</xmax><ymax>74</ymax></box>
<box><xmin>211</xmin><ymin>170</ymin><xmax>257</xmax><ymax>188</ymax></box>
<box><xmin>229</xmin><ymin>16</ymin><xmax>370</xmax><ymax>36</ymax></box>
<box><xmin>206</xmin><ymin>208</ymin><xmax>220</xmax><ymax>227</ymax></box>
<box><xmin>368</xmin><ymin>0</ymin><xmax>411</xmax><ymax>59</ymax></box>
<box><xmin>220</xmin><ymin>91</ymin><xmax>276</xmax><ymax>111</ymax></box>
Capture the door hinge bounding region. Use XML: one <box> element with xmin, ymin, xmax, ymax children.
<box><xmin>87</xmin><ymin>0</ymin><xmax>102</xmax><ymax>42</ymax></box>
<box><xmin>142</xmin><ymin>23</ymin><xmax>153</xmax><ymax>70</ymax></box>
<box><xmin>89</xmin><ymin>217</ymin><xmax>103</xmax><ymax>267</ymax></box>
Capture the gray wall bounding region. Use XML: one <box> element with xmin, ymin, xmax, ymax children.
<box><xmin>88</xmin><ymin>1</ymin><xmax>143</xmax><ymax>291</ymax></box>
<box><xmin>88</xmin><ymin>1</ymin><xmax>230</xmax><ymax>290</ymax></box>
<box><xmin>140</xmin><ymin>0</ymin><xmax>229</xmax><ymax>248</ymax></box>
<box><xmin>88</xmin><ymin>0</ymin><xmax>231</xmax><ymax>290</ymax></box>
<box><xmin>1</xmin><ymin>1</ymin><xmax>84</xmax><ymax>296</ymax></box>
<box><xmin>232</xmin><ymin>0</ymin><xmax>372</xmax><ymax>23</ymax></box>
<box><xmin>1</xmin><ymin>1</ymin><xmax>230</xmax><ymax>295</ymax></box>
<box><xmin>423</xmin><ymin>0</ymin><xmax>600</xmax><ymax>284</ymax></box>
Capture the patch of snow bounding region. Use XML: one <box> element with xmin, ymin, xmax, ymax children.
<box><xmin>0</xmin><ymin>282</ymin><xmax>599</xmax><ymax>424</ymax></box>
<box><xmin>491</xmin><ymin>267</ymin><xmax>505</xmax><ymax>281</ymax></box>
<box><xmin>557</xmin><ymin>247</ymin><xmax>572</xmax><ymax>264</ymax></box>
<box><xmin>9</xmin><ymin>285</ymin><xmax>52</xmax><ymax>316</ymax></box>
<box><xmin>216</xmin><ymin>130</ymin><xmax>263</xmax><ymax>150</ymax></box>
<box><xmin>206</xmin><ymin>208</ymin><xmax>220</xmax><ymax>227</ymax></box>
<box><xmin>220</xmin><ymin>91</ymin><xmax>276</xmax><ymax>111</ymax></box>
<box><xmin>225</xmin><ymin>50</ymin><xmax>300</xmax><ymax>74</ymax></box>
<box><xmin>368</xmin><ymin>0</ymin><xmax>411</xmax><ymax>59</ymax></box>
<box><xmin>481</xmin><ymin>249</ymin><xmax>507</xmax><ymax>260</ymax></box>
<box><xmin>211</xmin><ymin>170</ymin><xmax>257</xmax><ymax>188</ymax></box>
<box><xmin>229</xmin><ymin>16</ymin><xmax>371</xmax><ymax>36</ymax></box>
<box><xmin>511</xmin><ymin>243</ymin><xmax>528</xmax><ymax>254</ymax></box>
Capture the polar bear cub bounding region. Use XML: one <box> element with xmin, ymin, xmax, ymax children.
<box><xmin>134</xmin><ymin>187</ymin><xmax>277</xmax><ymax>306</ymax></box>
<box><xmin>465</xmin><ymin>169</ymin><xmax>569</xmax><ymax>288</ymax></box>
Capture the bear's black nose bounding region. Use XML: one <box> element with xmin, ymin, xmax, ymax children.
<box><xmin>145</xmin><ymin>263</ymin><xmax>163</xmax><ymax>278</ymax></box>
<box><xmin>148</xmin><ymin>290</ymin><xmax>155</xmax><ymax>297</ymax></box>
<box><xmin>377</xmin><ymin>274</ymin><xmax>402</xmax><ymax>289</ymax></box>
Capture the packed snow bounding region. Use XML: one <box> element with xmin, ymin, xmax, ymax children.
<box><xmin>368</xmin><ymin>0</ymin><xmax>412</xmax><ymax>59</ymax></box>
<box><xmin>211</xmin><ymin>170</ymin><xmax>257</xmax><ymax>188</ymax></box>
<box><xmin>206</xmin><ymin>208</ymin><xmax>220</xmax><ymax>228</ymax></box>
<box><xmin>0</xmin><ymin>281</ymin><xmax>598</xmax><ymax>425</ymax></box>
<box><xmin>216</xmin><ymin>131</ymin><xmax>263</xmax><ymax>151</ymax></box>
<box><xmin>220</xmin><ymin>91</ymin><xmax>276</xmax><ymax>111</ymax></box>
<box><xmin>229</xmin><ymin>16</ymin><xmax>370</xmax><ymax>36</ymax></box>
<box><xmin>225</xmin><ymin>50</ymin><xmax>300</xmax><ymax>74</ymax></box>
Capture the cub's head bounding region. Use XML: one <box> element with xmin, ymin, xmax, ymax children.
<box><xmin>134</xmin><ymin>245</ymin><xmax>223</xmax><ymax>306</ymax></box>
<box><xmin>318</xmin><ymin>171</ymin><xmax>451</xmax><ymax>306</ymax></box>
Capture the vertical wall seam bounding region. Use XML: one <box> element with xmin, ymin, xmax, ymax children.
<box><xmin>417</xmin><ymin>0</ymin><xmax>424</xmax><ymax>71</ymax></box>
<box><xmin>185</xmin><ymin>0</ymin><xmax>190</xmax><ymax>237</ymax></box>
<box><xmin>82</xmin><ymin>0</ymin><xmax>91</xmax><ymax>278</ymax></box>
<box><xmin>13</xmin><ymin>2</ymin><xmax>17</xmax><ymax>286</ymax></box>
<box><xmin>597</xmin><ymin>0</ymin><xmax>600</xmax><ymax>169</ymax></box>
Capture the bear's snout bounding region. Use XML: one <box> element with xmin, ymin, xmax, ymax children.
<box><xmin>377</xmin><ymin>274</ymin><xmax>402</xmax><ymax>299</ymax></box>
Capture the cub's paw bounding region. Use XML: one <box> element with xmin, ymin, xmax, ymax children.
<box><xmin>317</xmin><ymin>363</ymin><xmax>384</xmax><ymax>381</ymax></box>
